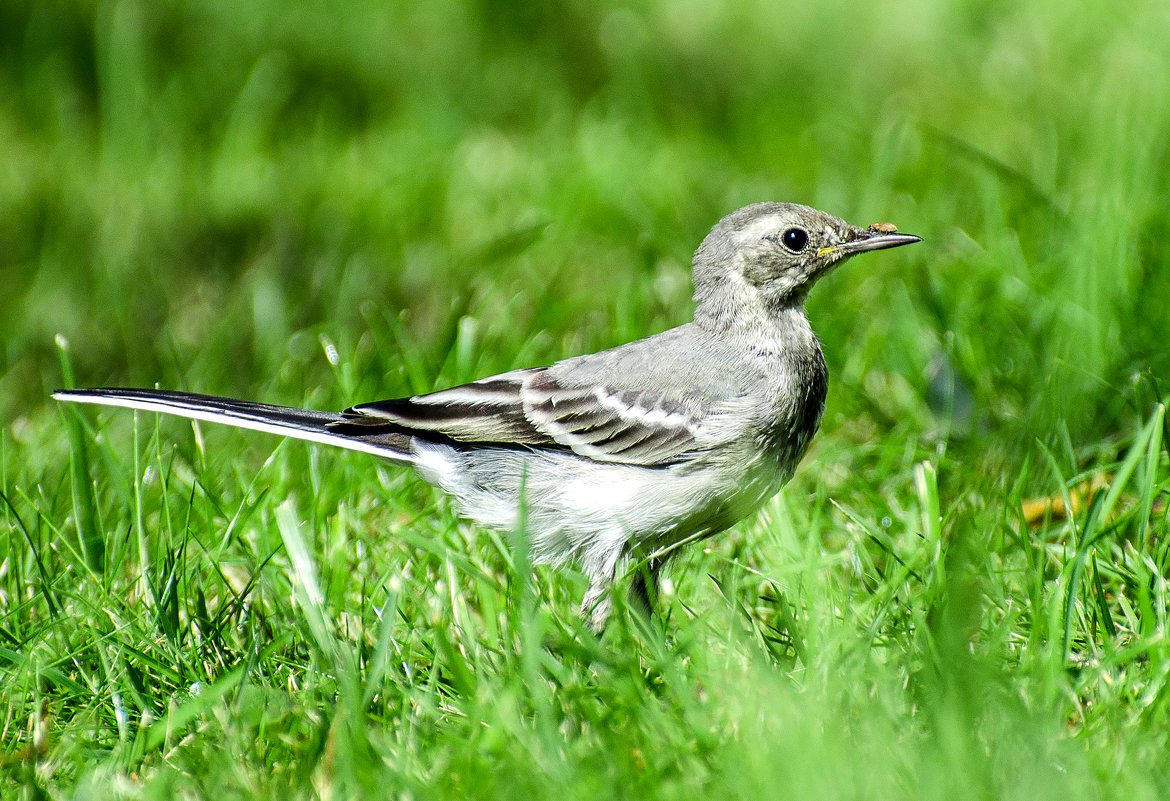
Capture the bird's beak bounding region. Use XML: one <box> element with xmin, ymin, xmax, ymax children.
<box><xmin>818</xmin><ymin>230</ymin><xmax>922</xmax><ymax>258</ymax></box>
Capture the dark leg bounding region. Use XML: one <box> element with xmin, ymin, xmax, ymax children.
<box><xmin>627</xmin><ymin>556</ymin><xmax>665</xmax><ymax>620</ymax></box>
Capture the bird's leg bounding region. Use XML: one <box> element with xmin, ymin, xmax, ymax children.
<box><xmin>627</xmin><ymin>555</ymin><xmax>665</xmax><ymax>620</ymax></box>
<box><xmin>579</xmin><ymin>541</ymin><xmax>630</xmax><ymax>633</ymax></box>
<box><xmin>580</xmin><ymin>580</ymin><xmax>614</xmax><ymax>634</ymax></box>
<box><xmin>580</xmin><ymin>554</ymin><xmax>667</xmax><ymax>633</ymax></box>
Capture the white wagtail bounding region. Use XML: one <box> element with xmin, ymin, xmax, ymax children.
<box><xmin>55</xmin><ymin>203</ymin><xmax>920</xmax><ymax>629</ymax></box>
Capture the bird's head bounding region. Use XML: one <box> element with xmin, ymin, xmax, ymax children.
<box><xmin>692</xmin><ymin>202</ymin><xmax>921</xmax><ymax>328</ymax></box>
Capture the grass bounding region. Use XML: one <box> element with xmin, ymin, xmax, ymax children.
<box><xmin>3</xmin><ymin>0</ymin><xmax>1170</xmax><ymax>797</ymax></box>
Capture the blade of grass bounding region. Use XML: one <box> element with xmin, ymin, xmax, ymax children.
<box><xmin>1135</xmin><ymin>403</ymin><xmax>1165</xmax><ymax>550</ymax></box>
<box><xmin>56</xmin><ymin>335</ymin><xmax>104</xmax><ymax>573</ymax></box>
<box><xmin>275</xmin><ymin>499</ymin><xmax>336</xmax><ymax>663</ymax></box>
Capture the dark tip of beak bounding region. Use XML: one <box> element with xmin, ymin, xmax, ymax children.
<box><xmin>834</xmin><ymin>231</ymin><xmax>923</xmax><ymax>256</ymax></box>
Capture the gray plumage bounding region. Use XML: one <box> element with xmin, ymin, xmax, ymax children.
<box><xmin>54</xmin><ymin>202</ymin><xmax>920</xmax><ymax>629</ymax></box>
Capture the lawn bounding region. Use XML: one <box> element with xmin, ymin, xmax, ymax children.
<box><xmin>2</xmin><ymin>0</ymin><xmax>1170</xmax><ymax>798</ymax></box>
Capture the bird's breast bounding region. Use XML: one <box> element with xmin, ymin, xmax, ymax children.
<box><xmin>758</xmin><ymin>343</ymin><xmax>829</xmax><ymax>474</ymax></box>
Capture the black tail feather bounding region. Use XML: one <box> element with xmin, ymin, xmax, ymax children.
<box><xmin>53</xmin><ymin>387</ymin><xmax>415</xmax><ymax>463</ymax></box>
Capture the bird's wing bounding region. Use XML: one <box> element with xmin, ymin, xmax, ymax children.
<box><xmin>333</xmin><ymin>367</ymin><xmax>718</xmax><ymax>467</ymax></box>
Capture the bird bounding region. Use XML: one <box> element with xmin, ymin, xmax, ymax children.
<box><xmin>54</xmin><ymin>202</ymin><xmax>921</xmax><ymax>630</ymax></box>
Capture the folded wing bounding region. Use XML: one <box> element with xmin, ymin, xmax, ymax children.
<box><xmin>332</xmin><ymin>368</ymin><xmax>712</xmax><ymax>467</ymax></box>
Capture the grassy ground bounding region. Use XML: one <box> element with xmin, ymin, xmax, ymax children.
<box><xmin>3</xmin><ymin>0</ymin><xmax>1170</xmax><ymax>797</ymax></box>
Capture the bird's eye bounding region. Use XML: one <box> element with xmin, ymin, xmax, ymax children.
<box><xmin>781</xmin><ymin>227</ymin><xmax>809</xmax><ymax>252</ymax></box>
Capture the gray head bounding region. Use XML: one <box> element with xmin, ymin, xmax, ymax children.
<box><xmin>691</xmin><ymin>202</ymin><xmax>921</xmax><ymax>329</ymax></box>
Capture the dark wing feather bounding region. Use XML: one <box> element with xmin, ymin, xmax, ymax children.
<box><xmin>520</xmin><ymin>374</ymin><xmax>706</xmax><ymax>465</ymax></box>
<box><xmin>330</xmin><ymin>369</ymin><xmax>552</xmax><ymax>445</ymax></box>
<box><xmin>329</xmin><ymin>368</ymin><xmax>711</xmax><ymax>466</ymax></box>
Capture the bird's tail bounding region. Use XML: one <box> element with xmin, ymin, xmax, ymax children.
<box><xmin>52</xmin><ymin>388</ymin><xmax>415</xmax><ymax>463</ymax></box>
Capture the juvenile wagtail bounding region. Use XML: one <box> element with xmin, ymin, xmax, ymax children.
<box><xmin>55</xmin><ymin>203</ymin><xmax>921</xmax><ymax>629</ymax></box>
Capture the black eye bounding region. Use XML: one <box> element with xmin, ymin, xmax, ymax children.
<box><xmin>781</xmin><ymin>227</ymin><xmax>809</xmax><ymax>252</ymax></box>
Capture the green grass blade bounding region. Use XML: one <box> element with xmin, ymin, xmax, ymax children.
<box><xmin>56</xmin><ymin>335</ymin><xmax>104</xmax><ymax>573</ymax></box>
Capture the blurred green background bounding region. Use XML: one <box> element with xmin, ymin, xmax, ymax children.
<box><xmin>2</xmin><ymin>0</ymin><xmax>1170</xmax><ymax>798</ymax></box>
<box><xmin>5</xmin><ymin>0</ymin><xmax>1166</xmax><ymax>447</ymax></box>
